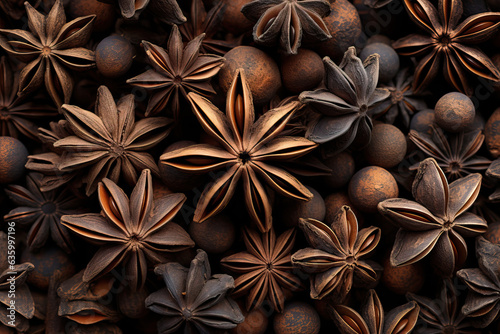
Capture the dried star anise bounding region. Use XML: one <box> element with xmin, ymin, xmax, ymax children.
<box><xmin>146</xmin><ymin>249</ymin><xmax>244</xmax><ymax>333</ymax></box>
<box><xmin>221</xmin><ymin>227</ymin><xmax>303</xmax><ymax>313</ymax></box>
<box><xmin>61</xmin><ymin>169</ymin><xmax>195</xmax><ymax>291</ymax></box>
<box><xmin>330</xmin><ymin>289</ymin><xmax>420</xmax><ymax>334</ymax></box>
<box><xmin>300</xmin><ymin>46</ymin><xmax>390</xmax><ymax>158</ymax></box>
<box><xmin>486</xmin><ymin>158</ymin><xmax>500</xmax><ymax>201</ymax></box>
<box><xmin>0</xmin><ymin>0</ymin><xmax>40</xmax><ymax>20</ymax></box>
<box><xmin>409</xmin><ymin>126</ymin><xmax>491</xmax><ymax>181</ymax></box>
<box><xmin>4</xmin><ymin>173</ymin><xmax>83</xmax><ymax>253</ymax></box>
<box><xmin>291</xmin><ymin>206</ymin><xmax>381</xmax><ymax>301</ymax></box>
<box><xmin>378</xmin><ymin>158</ymin><xmax>487</xmax><ymax>277</ymax></box>
<box><xmin>127</xmin><ymin>25</ymin><xmax>225</xmax><ymax>118</ymax></box>
<box><xmin>161</xmin><ymin>69</ymin><xmax>317</xmax><ymax>232</ymax></box>
<box><xmin>393</xmin><ymin>0</ymin><xmax>500</xmax><ymax>95</ymax></box>
<box><xmin>241</xmin><ymin>0</ymin><xmax>332</xmax><ymax>55</ymax></box>
<box><xmin>99</xmin><ymin>0</ymin><xmax>185</xmax><ymax>23</ymax></box>
<box><xmin>363</xmin><ymin>0</ymin><xmax>393</xmax><ymax>9</ymax></box>
<box><xmin>0</xmin><ymin>0</ymin><xmax>96</xmax><ymax>106</ymax></box>
<box><xmin>457</xmin><ymin>237</ymin><xmax>500</xmax><ymax>328</ymax></box>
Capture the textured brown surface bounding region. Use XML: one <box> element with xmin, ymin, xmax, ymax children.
<box><xmin>273</xmin><ymin>302</ymin><xmax>321</xmax><ymax>334</ymax></box>
<box><xmin>321</xmin><ymin>151</ymin><xmax>355</xmax><ymax>189</ymax></box>
<box><xmin>68</xmin><ymin>0</ymin><xmax>115</xmax><ymax>32</ymax></box>
<box><xmin>231</xmin><ymin>307</ymin><xmax>269</xmax><ymax>334</ymax></box>
<box><xmin>324</xmin><ymin>191</ymin><xmax>364</xmax><ymax>226</ymax></box>
<box><xmin>381</xmin><ymin>252</ymin><xmax>425</xmax><ymax>295</ymax></box>
<box><xmin>434</xmin><ymin>92</ymin><xmax>475</xmax><ymax>133</ymax></box>
<box><xmin>221</xmin><ymin>0</ymin><xmax>254</xmax><ymax>34</ymax></box>
<box><xmin>96</xmin><ymin>35</ymin><xmax>134</xmax><ymax>78</ymax></box>
<box><xmin>281</xmin><ymin>49</ymin><xmax>324</xmax><ymax>94</ymax></box>
<box><xmin>363</xmin><ymin>123</ymin><xmax>407</xmax><ymax>168</ymax></box>
<box><xmin>410</xmin><ymin>109</ymin><xmax>435</xmax><ymax>136</ymax></box>
<box><xmin>360</xmin><ymin>43</ymin><xmax>400</xmax><ymax>83</ymax></box>
<box><xmin>279</xmin><ymin>186</ymin><xmax>325</xmax><ymax>228</ymax></box>
<box><xmin>485</xmin><ymin>222</ymin><xmax>500</xmax><ymax>244</ymax></box>
<box><xmin>189</xmin><ymin>214</ymin><xmax>236</xmax><ymax>254</ymax></box>
<box><xmin>0</xmin><ymin>136</ymin><xmax>28</xmax><ymax>184</ymax></box>
<box><xmin>485</xmin><ymin>107</ymin><xmax>500</xmax><ymax>158</ymax></box>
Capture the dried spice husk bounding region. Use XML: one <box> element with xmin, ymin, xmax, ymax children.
<box><xmin>98</xmin><ymin>0</ymin><xmax>185</xmax><ymax>24</ymax></box>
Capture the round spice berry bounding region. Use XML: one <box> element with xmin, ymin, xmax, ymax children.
<box><xmin>360</xmin><ymin>43</ymin><xmax>399</xmax><ymax>83</ymax></box>
<box><xmin>485</xmin><ymin>107</ymin><xmax>500</xmax><ymax>158</ymax></box>
<box><xmin>0</xmin><ymin>136</ymin><xmax>28</xmax><ymax>184</ymax></box>
<box><xmin>273</xmin><ymin>302</ymin><xmax>321</xmax><ymax>334</ymax></box>
<box><xmin>348</xmin><ymin>166</ymin><xmax>399</xmax><ymax>213</ymax></box>
<box><xmin>366</xmin><ymin>34</ymin><xmax>391</xmax><ymax>46</ymax></box>
<box><xmin>189</xmin><ymin>214</ymin><xmax>236</xmax><ymax>254</ymax></box>
<box><xmin>434</xmin><ymin>92</ymin><xmax>475</xmax><ymax>133</ymax></box>
<box><xmin>278</xmin><ymin>186</ymin><xmax>325</xmax><ymax>228</ymax></box>
<box><xmin>117</xmin><ymin>286</ymin><xmax>149</xmax><ymax>319</ymax></box>
<box><xmin>363</xmin><ymin>123</ymin><xmax>407</xmax><ymax>169</ymax></box>
<box><xmin>221</xmin><ymin>0</ymin><xmax>254</xmax><ymax>35</ymax></box>
<box><xmin>320</xmin><ymin>151</ymin><xmax>356</xmax><ymax>189</ymax></box>
<box><xmin>281</xmin><ymin>49</ymin><xmax>324</xmax><ymax>94</ymax></box>
<box><xmin>96</xmin><ymin>35</ymin><xmax>135</xmax><ymax>78</ymax></box>
<box><xmin>410</xmin><ymin>109</ymin><xmax>435</xmax><ymax>136</ymax></box>
<box><xmin>324</xmin><ymin>192</ymin><xmax>364</xmax><ymax>226</ymax></box>
<box><xmin>381</xmin><ymin>252</ymin><xmax>425</xmax><ymax>295</ymax></box>
<box><xmin>68</xmin><ymin>0</ymin><xmax>115</xmax><ymax>32</ymax></box>
<box><xmin>231</xmin><ymin>307</ymin><xmax>269</xmax><ymax>334</ymax></box>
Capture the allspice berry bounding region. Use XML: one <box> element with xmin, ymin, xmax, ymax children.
<box><xmin>0</xmin><ymin>136</ymin><xmax>28</xmax><ymax>184</ymax></box>
<box><xmin>381</xmin><ymin>253</ymin><xmax>425</xmax><ymax>295</ymax></box>
<box><xmin>320</xmin><ymin>151</ymin><xmax>355</xmax><ymax>189</ymax></box>
<box><xmin>324</xmin><ymin>191</ymin><xmax>364</xmax><ymax>227</ymax></box>
<box><xmin>281</xmin><ymin>49</ymin><xmax>324</xmax><ymax>94</ymax></box>
<box><xmin>68</xmin><ymin>0</ymin><xmax>115</xmax><ymax>32</ymax></box>
<box><xmin>279</xmin><ymin>186</ymin><xmax>325</xmax><ymax>228</ymax></box>
<box><xmin>434</xmin><ymin>92</ymin><xmax>475</xmax><ymax>133</ymax></box>
<box><xmin>410</xmin><ymin>109</ymin><xmax>435</xmax><ymax>136</ymax></box>
<box><xmin>348</xmin><ymin>166</ymin><xmax>399</xmax><ymax>213</ymax></box>
<box><xmin>189</xmin><ymin>214</ymin><xmax>236</xmax><ymax>254</ymax></box>
<box><xmin>219</xmin><ymin>46</ymin><xmax>281</xmax><ymax>105</ymax></box>
<box><xmin>231</xmin><ymin>307</ymin><xmax>269</xmax><ymax>334</ymax></box>
<box><xmin>221</xmin><ymin>0</ymin><xmax>254</xmax><ymax>35</ymax></box>
<box><xmin>363</xmin><ymin>123</ymin><xmax>406</xmax><ymax>169</ymax></box>
<box><xmin>117</xmin><ymin>286</ymin><xmax>149</xmax><ymax>319</ymax></box>
<box><xmin>96</xmin><ymin>35</ymin><xmax>135</xmax><ymax>78</ymax></box>
<box><xmin>273</xmin><ymin>302</ymin><xmax>321</xmax><ymax>334</ymax></box>
<box><xmin>360</xmin><ymin>43</ymin><xmax>399</xmax><ymax>83</ymax></box>
<box><xmin>485</xmin><ymin>107</ymin><xmax>500</xmax><ymax>158</ymax></box>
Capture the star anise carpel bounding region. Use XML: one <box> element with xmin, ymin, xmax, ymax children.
<box><xmin>99</xmin><ymin>0</ymin><xmax>185</xmax><ymax>24</ymax></box>
<box><xmin>393</xmin><ymin>0</ymin><xmax>500</xmax><ymax>95</ymax></box>
<box><xmin>160</xmin><ymin>68</ymin><xmax>317</xmax><ymax>233</ymax></box>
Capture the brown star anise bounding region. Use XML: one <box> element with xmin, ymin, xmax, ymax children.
<box><xmin>378</xmin><ymin>158</ymin><xmax>487</xmax><ymax>277</ymax></box>
<box><xmin>486</xmin><ymin>158</ymin><xmax>500</xmax><ymax>202</ymax></box>
<box><xmin>221</xmin><ymin>227</ymin><xmax>303</xmax><ymax>313</ymax></box>
<box><xmin>393</xmin><ymin>0</ymin><xmax>500</xmax><ymax>95</ymax></box>
<box><xmin>330</xmin><ymin>289</ymin><xmax>420</xmax><ymax>334</ymax></box>
<box><xmin>291</xmin><ymin>206</ymin><xmax>381</xmax><ymax>301</ymax></box>
<box><xmin>126</xmin><ymin>25</ymin><xmax>225</xmax><ymax>118</ymax></box>
<box><xmin>241</xmin><ymin>0</ymin><xmax>332</xmax><ymax>55</ymax></box>
<box><xmin>160</xmin><ymin>69</ymin><xmax>317</xmax><ymax>232</ymax></box>
<box><xmin>0</xmin><ymin>0</ymin><xmax>96</xmax><ymax>106</ymax></box>
<box><xmin>409</xmin><ymin>126</ymin><xmax>491</xmax><ymax>181</ymax></box>
<box><xmin>146</xmin><ymin>249</ymin><xmax>244</xmax><ymax>333</ymax></box>
<box><xmin>299</xmin><ymin>46</ymin><xmax>390</xmax><ymax>158</ymax></box>
<box><xmin>60</xmin><ymin>169</ymin><xmax>195</xmax><ymax>291</ymax></box>
<box><xmin>52</xmin><ymin>85</ymin><xmax>172</xmax><ymax>196</ymax></box>
<box><xmin>0</xmin><ymin>0</ymin><xmax>39</xmax><ymax>20</ymax></box>
<box><xmin>99</xmin><ymin>0</ymin><xmax>185</xmax><ymax>23</ymax></box>
<box><xmin>457</xmin><ymin>237</ymin><xmax>500</xmax><ymax>328</ymax></box>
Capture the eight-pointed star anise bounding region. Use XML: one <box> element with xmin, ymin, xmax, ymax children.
<box><xmin>160</xmin><ymin>69</ymin><xmax>317</xmax><ymax>233</ymax></box>
<box><xmin>300</xmin><ymin>46</ymin><xmax>390</xmax><ymax>158</ymax></box>
<box><xmin>241</xmin><ymin>0</ymin><xmax>332</xmax><ymax>55</ymax></box>
<box><xmin>0</xmin><ymin>0</ymin><xmax>96</xmax><ymax>106</ymax></box>
<box><xmin>99</xmin><ymin>0</ymin><xmax>185</xmax><ymax>23</ymax></box>
<box><xmin>127</xmin><ymin>25</ymin><xmax>225</xmax><ymax>118</ymax></box>
<box><xmin>291</xmin><ymin>206</ymin><xmax>381</xmax><ymax>301</ymax></box>
<box><xmin>393</xmin><ymin>0</ymin><xmax>500</xmax><ymax>95</ymax></box>
<box><xmin>60</xmin><ymin>169</ymin><xmax>195</xmax><ymax>291</ymax></box>
<box><xmin>378</xmin><ymin>158</ymin><xmax>487</xmax><ymax>277</ymax></box>
<box><xmin>146</xmin><ymin>249</ymin><xmax>244</xmax><ymax>333</ymax></box>
<box><xmin>221</xmin><ymin>227</ymin><xmax>303</xmax><ymax>313</ymax></box>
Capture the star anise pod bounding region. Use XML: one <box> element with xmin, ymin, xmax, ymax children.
<box><xmin>60</xmin><ymin>169</ymin><xmax>195</xmax><ymax>291</ymax></box>
<box><xmin>126</xmin><ymin>25</ymin><xmax>225</xmax><ymax>118</ymax></box>
<box><xmin>160</xmin><ymin>69</ymin><xmax>317</xmax><ymax>232</ymax></box>
<box><xmin>409</xmin><ymin>126</ymin><xmax>491</xmax><ymax>181</ymax></box>
<box><xmin>486</xmin><ymin>158</ymin><xmax>500</xmax><ymax>202</ymax></box>
<box><xmin>378</xmin><ymin>158</ymin><xmax>487</xmax><ymax>277</ymax></box>
<box><xmin>457</xmin><ymin>237</ymin><xmax>500</xmax><ymax>328</ymax></box>
<box><xmin>299</xmin><ymin>46</ymin><xmax>390</xmax><ymax>158</ymax></box>
<box><xmin>0</xmin><ymin>0</ymin><xmax>39</xmax><ymax>20</ymax></box>
<box><xmin>146</xmin><ymin>249</ymin><xmax>244</xmax><ymax>333</ymax></box>
<box><xmin>99</xmin><ymin>0</ymin><xmax>185</xmax><ymax>23</ymax></box>
<box><xmin>291</xmin><ymin>206</ymin><xmax>381</xmax><ymax>301</ymax></box>
<box><xmin>52</xmin><ymin>85</ymin><xmax>172</xmax><ymax>196</ymax></box>
<box><xmin>0</xmin><ymin>0</ymin><xmax>96</xmax><ymax>106</ymax></box>
<box><xmin>221</xmin><ymin>227</ymin><xmax>303</xmax><ymax>313</ymax></box>
<box><xmin>241</xmin><ymin>0</ymin><xmax>332</xmax><ymax>55</ymax></box>
<box><xmin>4</xmin><ymin>173</ymin><xmax>83</xmax><ymax>253</ymax></box>
<box><xmin>393</xmin><ymin>0</ymin><xmax>500</xmax><ymax>95</ymax></box>
<box><xmin>330</xmin><ymin>289</ymin><xmax>420</xmax><ymax>334</ymax></box>
<box><xmin>363</xmin><ymin>0</ymin><xmax>394</xmax><ymax>8</ymax></box>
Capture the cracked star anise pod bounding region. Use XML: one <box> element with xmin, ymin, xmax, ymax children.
<box><xmin>160</xmin><ymin>69</ymin><xmax>317</xmax><ymax>233</ymax></box>
<box><xmin>457</xmin><ymin>237</ymin><xmax>500</xmax><ymax>328</ymax></box>
<box><xmin>126</xmin><ymin>25</ymin><xmax>225</xmax><ymax>119</ymax></box>
<box><xmin>52</xmin><ymin>85</ymin><xmax>172</xmax><ymax>196</ymax></box>
<box><xmin>241</xmin><ymin>0</ymin><xmax>332</xmax><ymax>55</ymax></box>
<box><xmin>330</xmin><ymin>289</ymin><xmax>420</xmax><ymax>334</ymax></box>
<box><xmin>299</xmin><ymin>46</ymin><xmax>390</xmax><ymax>158</ymax></box>
<box><xmin>99</xmin><ymin>0</ymin><xmax>185</xmax><ymax>24</ymax></box>
<box><xmin>0</xmin><ymin>0</ymin><xmax>96</xmax><ymax>107</ymax></box>
<box><xmin>146</xmin><ymin>249</ymin><xmax>244</xmax><ymax>333</ymax></box>
<box><xmin>378</xmin><ymin>157</ymin><xmax>487</xmax><ymax>277</ymax></box>
<box><xmin>291</xmin><ymin>206</ymin><xmax>381</xmax><ymax>301</ymax></box>
<box><xmin>409</xmin><ymin>126</ymin><xmax>491</xmax><ymax>181</ymax></box>
<box><xmin>393</xmin><ymin>0</ymin><xmax>500</xmax><ymax>95</ymax></box>
<box><xmin>4</xmin><ymin>173</ymin><xmax>83</xmax><ymax>253</ymax></box>
<box><xmin>221</xmin><ymin>227</ymin><xmax>303</xmax><ymax>313</ymax></box>
<box><xmin>60</xmin><ymin>169</ymin><xmax>195</xmax><ymax>291</ymax></box>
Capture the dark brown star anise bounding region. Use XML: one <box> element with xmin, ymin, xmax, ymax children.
<box><xmin>378</xmin><ymin>158</ymin><xmax>487</xmax><ymax>277</ymax></box>
<box><xmin>60</xmin><ymin>169</ymin><xmax>195</xmax><ymax>291</ymax></box>
<box><xmin>160</xmin><ymin>69</ymin><xmax>317</xmax><ymax>232</ymax></box>
<box><xmin>291</xmin><ymin>206</ymin><xmax>381</xmax><ymax>301</ymax></box>
<box><xmin>146</xmin><ymin>249</ymin><xmax>244</xmax><ymax>333</ymax></box>
<box><xmin>0</xmin><ymin>0</ymin><xmax>96</xmax><ymax>106</ymax></box>
<box><xmin>241</xmin><ymin>0</ymin><xmax>332</xmax><ymax>55</ymax></box>
<box><xmin>0</xmin><ymin>0</ymin><xmax>39</xmax><ymax>20</ymax></box>
<box><xmin>299</xmin><ymin>46</ymin><xmax>390</xmax><ymax>158</ymax></box>
<box><xmin>126</xmin><ymin>25</ymin><xmax>225</xmax><ymax>118</ymax></box>
<box><xmin>486</xmin><ymin>158</ymin><xmax>500</xmax><ymax>202</ymax></box>
<box><xmin>330</xmin><ymin>289</ymin><xmax>420</xmax><ymax>334</ymax></box>
<box><xmin>221</xmin><ymin>227</ymin><xmax>303</xmax><ymax>313</ymax></box>
<box><xmin>99</xmin><ymin>0</ymin><xmax>185</xmax><ymax>23</ymax></box>
<box><xmin>393</xmin><ymin>0</ymin><xmax>500</xmax><ymax>95</ymax></box>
